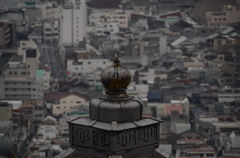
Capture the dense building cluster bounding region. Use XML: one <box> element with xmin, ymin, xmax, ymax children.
<box><xmin>0</xmin><ymin>0</ymin><xmax>240</xmax><ymax>157</ymax></box>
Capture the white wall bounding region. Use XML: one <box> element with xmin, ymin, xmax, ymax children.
<box><xmin>60</xmin><ymin>0</ymin><xmax>86</xmax><ymax>46</ymax></box>
<box><xmin>67</xmin><ymin>58</ymin><xmax>110</xmax><ymax>75</ymax></box>
<box><xmin>52</xmin><ymin>95</ymin><xmax>89</xmax><ymax>116</ymax></box>
<box><xmin>218</xmin><ymin>93</ymin><xmax>240</xmax><ymax>103</ymax></box>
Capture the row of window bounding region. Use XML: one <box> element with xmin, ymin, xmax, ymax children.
<box><xmin>107</xmin><ymin>16</ymin><xmax>126</xmax><ymax>19</ymax></box>
<box><xmin>9</xmin><ymin>71</ymin><xmax>29</xmax><ymax>75</ymax></box>
<box><xmin>218</xmin><ymin>96</ymin><xmax>240</xmax><ymax>98</ymax></box>
<box><xmin>62</xmin><ymin>101</ymin><xmax>81</xmax><ymax>104</ymax></box>
<box><xmin>34</xmin><ymin>114</ymin><xmax>43</xmax><ymax>117</ymax></box>
<box><xmin>214</xmin><ymin>18</ymin><xmax>226</xmax><ymax>21</ymax></box>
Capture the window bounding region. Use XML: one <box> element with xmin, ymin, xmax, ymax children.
<box><xmin>196</xmin><ymin>137</ymin><xmax>201</xmax><ymax>139</ymax></box>
<box><xmin>75</xmin><ymin>67</ymin><xmax>78</xmax><ymax>70</ymax></box>
<box><xmin>103</xmin><ymin>61</ymin><xmax>105</xmax><ymax>64</ymax></box>
<box><xmin>88</xmin><ymin>62</ymin><xmax>91</xmax><ymax>64</ymax></box>
<box><xmin>62</xmin><ymin>101</ymin><xmax>66</xmax><ymax>103</ymax></box>
<box><xmin>206</xmin><ymin>154</ymin><xmax>214</xmax><ymax>157</ymax></box>
<box><xmin>33</xmin><ymin>88</ymin><xmax>36</xmax><ymax>91</ymax></box>
<box><xmin>57</xmin><ymin>107</ymin><xmax>60</xmax><ymax>109</ymax></box>
<box><xmin>76</xmin><ymin>101</ymin><xmax>81</xmax><ymax>103</ymax></box>
<box><xmin>21</xmin><ymin>72</ymin><xmax>26</xmax><ymax>75</ymax></box>
<box><xmin>14</xmin><ymin>71</ymin><xmax>17</xmax><ymax>75</ymax></box>
<box><xmin>9</xmin><ymin>71</ymin><xmax>12</xmax><ymax>75</ymax></box>
<box><xmin>28</xmin><ymin>65</ymin><xmax>30</xmax><ymax>68</ymax></box>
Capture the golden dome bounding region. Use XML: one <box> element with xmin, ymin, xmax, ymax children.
<box><xmin>101</xmin><ymin>54</ymin><xmax>131</xmax><ymax>95</ymax></box>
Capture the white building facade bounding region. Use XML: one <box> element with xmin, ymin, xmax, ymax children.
<box><xmin>59</xmin><ymin>0</ymin><xmax>86</xmax><ymax>48</ymax></box>
<box><xmin>67</xmin><ymin>58</ymin><xmax>111</xmax><ymax>75</ymax></box>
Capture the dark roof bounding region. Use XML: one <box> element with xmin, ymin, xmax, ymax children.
<box><xmin>191</xmin><ymin>107</ymin><xmax>207</xmax><ymax>114</ymax></box>
<box><xmin>26</xmin><ymin>49</ymin><xmax>37</xmax><ymax>58</ymax></box>
<box><xmin>11</xmin><ymin>55</ymin><xmax>23</xmax><ymax>62</ymax></box>
<box><xmin>147</xmin><ymin>92</ymin><xmax>162</xmax><ymax>100</ymax></box>
<box><xmin>220</xmin><ymin>127</ymin><xmax>240</xmax><ymax>133</ymax></box>
<box><xmin>214</xmin><ymin>105</ymin><xmax>224</xmax><ymax>112</ymax></box>
<box><xmin>0</xmin><ymin>102</ymin><xmax>10</xmax><ymax>107</ymax></box>
<box><xmin>177</xmin><ymin>129</ymin><xmax>205</xmax><ymax>138</ymax></box>
<box><xmin>93</xmin><ymin>0</ymin><xmax>121</xmax><ymax>9</ymax></box>
<box><xmin>59</xmin><ymin>81</ymin><xmax>74</xmax><ymax>89</ymax></box>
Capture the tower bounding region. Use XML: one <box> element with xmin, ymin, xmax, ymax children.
<box><xmin>56</xmin><ymin>55</ymin><xmax>163</xmax><ymax>158</ymax></box>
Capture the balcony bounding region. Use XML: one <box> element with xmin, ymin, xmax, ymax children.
<box><xmin>5</xmin><ymin>33</ymin><xmax>10</xmax><ymax>39</ymax></box>
<box><xmin>4</xmin><ymin>28</ymin><xmax>10</xmax><ymax>34</ymax></box>
<box><xmin>5</xmin><ymin>83</ymin><xmax>32</xmax><ymax>88</ymax></box>
<box><xmin>4</xmin><ymin>90</ymin><xmax>32</xmax><ymax>94</ymax></box>
<box><xmin>4</xmin><ymin>95</ymin><xmax>32</xmax><ymax>100</ymax></box>
<box><xmin>5</xmin><ymin>38</ymin><xmax>10</xmax><ymax>44</ymax></box>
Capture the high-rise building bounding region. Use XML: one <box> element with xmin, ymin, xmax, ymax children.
<box><xmin>59</xmin><ymin>0</ymin><xmax>86</xmax><ymax>48</ymax></box>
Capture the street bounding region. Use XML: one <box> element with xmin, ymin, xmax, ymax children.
<box><xmin>39</xmin><ymin>45</ymin><xmax>65</xmax><ymax>81</ymax></box>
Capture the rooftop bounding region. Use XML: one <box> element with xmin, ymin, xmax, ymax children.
<box><xmin>164</xmin><ymin>105</ymin><xmax>183</xmax><ymax>115</ymax></box>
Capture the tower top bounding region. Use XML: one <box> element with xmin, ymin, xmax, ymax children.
<box><xmin>101</xmin><ymin>53</ymin><xmax>131</xmax><ymax>95</ymax></box>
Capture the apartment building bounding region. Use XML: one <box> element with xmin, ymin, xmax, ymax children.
<box><xmin>218</xmin><ymin>88</ymin><xmax>240</xmax><ymax>103</ymax></box>
<box><xmin>193</xmin><ymin>0</ymin><xmax>237</xmax><ymax>24</ymax></box>
<box><xmin>35</xmin><ymin>1</ymin><xmax>60</xmax><ymax>19</ymax></box>
<box><xmin>206</xmin><ymin>5</ymin><xmax>240</xmax><ymax>29</ymax></box>
<box><xmin>0</xmin><ymin>49</ymin><xmax>45</xmax><ymax>100</ymax></box>
<box><xmin>43</xmin><ymin>20</ymin><xmax>59</xmax><ymax>43</ymax></box>
<box><xmin>0</xmin><ymin>20</ymin><xmax>17</xmax><ymax>49</ymax></box>
<box><xmin>93</xmin><ymin>22</ymin><xmax>119</xmax><ymax>35</ymax></box>
<box><xmin>105</xmin><ymin>13</ymin><xmax>128</xmax><ymax>28</ymax></box>
<box><xmin>44</xmin><ymin>93</ymin><xmax>89</xmax><ymax>116</ymax></box>
<box><xmin>176</xmin><ymin>146</ymin><xmax>216</xmax><ymax>158</ymax></box>
<box><xmin>59</xmin><ymin>0</ymin><xmax>86</xmax><ymax>48</ymax></box>
<box><xmin>67</xmin><ymin>57</ymin><xmax>111</xmax><ymax>75</ymax></box>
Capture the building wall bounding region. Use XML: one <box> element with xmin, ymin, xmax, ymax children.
<box><xmin>59</xmin><ymin>0</ymin><xmax>86</xmax><ymax>47</ymax></box>
<box><xmin>193</xmin><ymin>0</ymin><xmax>236</xmax><ymax>24</ymax></box>
<box><xmin>139</xmin><ymin>68</ymin><xmax>155</xmax><ymax>84</ymax></box>
<box><xmin>43</xmin><ymin>20</ymin><xmax>59</xmax><ymax>43</ymax></box>
<box><xmin>67</xmin><ymin>58</ymin><xmax>110</xmax><ymax>75</ymax></box>
<box><xmin>52</xmin><ymin>95</ymin><xmax>88</xmax><ymax>116</ymax></box>
<box><xmin>0</xmin><ymin>103</ymin><xmax>12</xmax><ymax>120</ymax></box>
<box><xmin>213</xmin><ymin>38</ymin><xmax>240</xmax><ymax>51</ymax></box>
<box><xmin>206</xmin><ymin>6</ymin><xmax>240</xmax><ymax>29</ymax></box>
<box><xmin>44</xmin><ymin>71</ymin><xmax>50</xmax><ymax>90</ymax></box>
<box><xmin>105</xmin><ymin>13</ymin><xmax>128</xmax><ymax>28</ymax></box>
<box><xmin>18</xmin><ymin>40</ymin><xmax>37</xmax><ymax>55</ymax></box>
<box><xmin>0</xmin><ymin>78</ymin><xmax>44</xmax><ymax>100</ymax></box>
<box><xmin>94</xmin><ymin>22</ymin><xmax>119</xmax><ymax>35</ymax></box>
<box><xmin>22</xmin><ymin>100</ymin><xmax>44</xmax><ymax>108</ymax></box>
<box><xmin>218</xmin><ymin>93</ymin><xmax>240</xmax><ymax>103</ymax></box>
<box><xmin>36</xmin><ymin>2</ymin><xmax>60</xmax><ymax>19</ymax></box>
